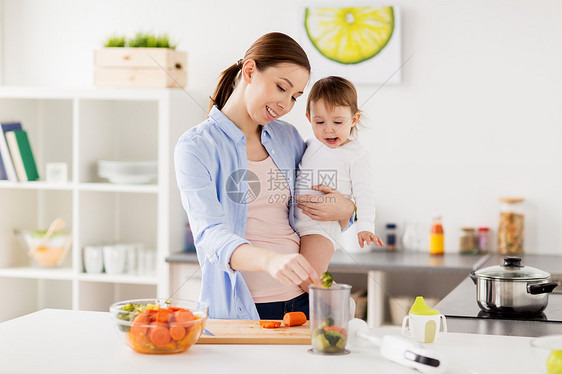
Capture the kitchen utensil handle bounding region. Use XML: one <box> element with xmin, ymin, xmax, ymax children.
<box><xmin>439</xmin><ymin>314</ymin><xmax>447</xmax><ymax>335</ymax></box>
<box><xmin>527</xmin><ymin>281</ymin><xmax>559</xmax><ymax>295</ymax></box>
<box><xmin>401</xmin><ymin>315</ymin><xmax>410</xmax><ymax>336</ymax></box>
<box><xmin>469</xmin><ymin>271</ymin><xmax>478</xmax><ymax>285</ymax></box>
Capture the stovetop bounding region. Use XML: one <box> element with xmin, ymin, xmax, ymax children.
<box><xmin>437</xmin><ymin>278</ymin><xmax>562</xmax><ymax>323</ymax></box>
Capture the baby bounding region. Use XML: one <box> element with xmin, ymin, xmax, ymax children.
<box><xmin>295</xmin><ymin>76</ymin><xmax>385</xmax><ymax>281</ymax></box>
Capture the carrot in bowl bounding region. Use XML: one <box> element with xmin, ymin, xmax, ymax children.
<box><xmin>169</xmin><ymin>324</ymin><xmax>187</xmax><ymax>340</ymax></box>
<box><xmin>283</xmin><ymin>312</ymin><xmax>307</xmax><ymax>327</ymax></box>
<box><xmin>175</xmin><ymin>309</ymin><xmax>195</xmax><ymax>322</ymax></box>
<box><xmin>149</xmin><ymin>323</ymin><xmax>171</xmax><ymax>347</ymax></box>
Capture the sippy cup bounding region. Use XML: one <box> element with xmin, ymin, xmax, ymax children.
<box><xmin>402</xmin><ymin>296</ymin><xmax>447</xmax><ymax>343</ymax></box>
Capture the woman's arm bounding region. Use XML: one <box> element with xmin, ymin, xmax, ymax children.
<box><xmin>296</xmin><ymin>184</ymin><xmax>355</xmax><ymax>229</ymax></box>
<box><xmin>176</xmin><ymin>139</ymin><xmax>319</xmax><ymax>286</ymax></box>
<box><xmin>230</xmin><ymin>244</ymin><xmax>320</xmax><ymax>286</ymax></box>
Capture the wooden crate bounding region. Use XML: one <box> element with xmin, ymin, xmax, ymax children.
<box><xmin>94</xmin><ymin>67</ymin><xmax>186</xmax><ymax>88</ymax></box>
<box><xmin>93</xmin><ymin>48</ymin><xmax>187</xmax><ymax>88</ymax></box>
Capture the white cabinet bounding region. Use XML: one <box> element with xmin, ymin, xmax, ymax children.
<box><xmin>0</xmin><ymin>87</ymin><xmax>204</xmax><ymax>321</ymax></box>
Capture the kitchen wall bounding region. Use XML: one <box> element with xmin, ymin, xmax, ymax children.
<box><xmin>1</xmin><ymin>0</ymin><xmax>561</xmax><ymax>254</ymax></box>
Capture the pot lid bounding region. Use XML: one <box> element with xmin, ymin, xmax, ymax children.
<box><xmin>474</xmin><ymin>257</ymin><xmax>550</xmax><ymax>280</ymax></box>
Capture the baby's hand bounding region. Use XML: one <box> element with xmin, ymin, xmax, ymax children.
<box><xmin>357</xmin><ymin>231</ymin><xmax>386</xmax><ymax>248</ymax></box>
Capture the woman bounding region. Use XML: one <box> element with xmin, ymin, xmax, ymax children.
<box><xmin>174</xmin><ymin>32</ymin><xmax>355</xmax><ymax>320</ymax></box>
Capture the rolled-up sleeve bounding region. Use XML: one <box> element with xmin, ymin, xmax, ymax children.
<box><xmin>174</xmin><ymin>139</ymin><xmax>250</xmax><ymax>275</ymax></box>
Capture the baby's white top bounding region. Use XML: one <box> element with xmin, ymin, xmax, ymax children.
<box><xmin>295</xmin><ymin>137</ymin><xmax>376</xmax><ymax>233</ymax></box>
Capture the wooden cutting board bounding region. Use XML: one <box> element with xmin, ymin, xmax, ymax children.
<box><xmin>197</xmin><ymin>319</ymin><xmax>311</xmax><ymax>345</ymax></box>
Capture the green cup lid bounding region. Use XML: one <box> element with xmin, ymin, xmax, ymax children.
<box><xmin>409</xmin><ymin>296</ymin><xmax>440</xmax><ymax>315</ymax></box>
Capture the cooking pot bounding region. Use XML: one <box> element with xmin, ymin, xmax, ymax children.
<box><xmin>469</xmin><ymin>257</ymin><xmax>559</xmax><ymax>314</ymax></box>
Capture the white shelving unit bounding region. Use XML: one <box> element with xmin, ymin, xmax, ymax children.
<box><xmin>0</xmin><ymin>86</ymin><xmax>205</xmax><ymax>321</ymax></box>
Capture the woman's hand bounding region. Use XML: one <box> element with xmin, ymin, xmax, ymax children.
<box><xmin>296</xmin><ymin>184</ymin><xmax>355</xmax><ymax>228</ymax></box>
<box><xmin>266</xmin><ymin>252</ymin><xmax>321</xmax><ymax>286</ymax></box>
<box><xmin>358</xmin><ymin>231</ymin><xmax>386</xmax><ymax>248</ymax></box>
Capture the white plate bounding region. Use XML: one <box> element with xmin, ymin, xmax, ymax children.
<box><xmin>104</xmin><ymin>175</ymin><xmax>156</xmax><ymax>184</ymax></box>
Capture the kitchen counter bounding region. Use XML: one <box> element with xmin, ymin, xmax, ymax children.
<box><xmin>167</xmin><ymin>251</ymin><xmax>488</xmax><ymax>328</ymax></box>
<box><xmin>0</xmin><ymin>309</ymin><xmax>538</xmax><ymax>373</ymax></box>
<box><xmin>166</xmin><ymin>250</ymin><xmax>488</xmax><ymax>272</ymax></box>
<box><xmin>437</xmin><ymin>277</ymin><xmax>562</xmax><ymax>337</ymax></box>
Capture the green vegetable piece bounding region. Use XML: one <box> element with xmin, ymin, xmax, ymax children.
<box><xmin>335</xmin><ymin>336</ymin><xmax>346</xmax><ymax>351</ymax></box>
<box><xmin>324</xmin><ymin>330</ymin><xmax>344</xmax><ymax>347</ymax></box>
<box><xmin>321</xmin><ymin>272</ymin><xmax>333</xmax><ymax>288</ymax></box>
<box><xmin>324</xmin><ymin>317</ymin><xmax>335</xmax><ymax>327</ymax></box>
<box><xmin>312</xmin><ymin>333</ymin><xmax>331</xmax><ymax>351</ymax></box>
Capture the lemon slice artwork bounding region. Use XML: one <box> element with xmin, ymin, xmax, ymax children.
<box><xmin>304</xmin><ymin>7</ymin><xmax>395</xmax><ymax>65</ymax></box>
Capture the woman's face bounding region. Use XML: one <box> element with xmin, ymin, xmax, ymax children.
<box><xmin>243</xmin><ymin>61</ymin><xmax>309</xmax><ymax>125</ymax></box>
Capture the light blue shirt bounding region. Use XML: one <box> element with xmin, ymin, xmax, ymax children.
<box><xmin>174</xmin><ymin>106</ymin><xmax>354</xmax><ymax>319</ymax></box>
<box><xmin>174</xmin><ymin>106</ymin><xmax>305</xmax><ymax>319</ymax></box>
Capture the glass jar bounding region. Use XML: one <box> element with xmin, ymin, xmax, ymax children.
<box><xmin>477</xmin><ymin>227</ymin><xmax>490</xmax><ymax>253</ymax></box>
<box><xmin>498</xmin><ymin>197</ymin><xmax>524</xmax><ymax>254</ymax></box>
<box><xmin>459</xmin><ymin>227</ymin><xmax>477</xmax><ymax>254</ymax></box>
<box><xmin>385</xmin><ymin>223</ymin><xmax>397</xmax><ymax>251</ymax></box>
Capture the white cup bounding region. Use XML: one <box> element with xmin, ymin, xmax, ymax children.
<box><xmin>402</xmin><ymin>313</ymin><xmax>447</xmax><ymax>343</ymax></box>
<box><xmin>124</xmin><ymin>243</ymin><xmax>139</xmax><ymax>274</ymax></box>
<box><xmin>83</xmin><ymin>246</ymin><xmax>104</xmax><ymax>273</ymax></box>
<box><xmin>103</xmin><ymin>245</ymin><xmax>126</xmax><ymax>274</ymax></box>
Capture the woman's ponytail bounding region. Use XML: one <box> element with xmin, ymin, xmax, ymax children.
<box><xmin>209</xmin><ymin>33</ymin><xmax>310</xmax><ymax>113</ymax></box>
<box><xmin>209</xmin><ymin>60</ymin><xmax>243</xmax><ymax>111</ymax></box>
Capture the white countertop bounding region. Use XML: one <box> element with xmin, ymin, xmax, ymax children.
<box><xmin>0</xmin><ymin>309</ymin><xmax>539</xmax><ymax>374</ymax></box>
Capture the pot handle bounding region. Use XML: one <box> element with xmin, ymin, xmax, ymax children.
<box><xmin>528</xmin><ymin>281</ymin><xmax>559</xmax><ymax>295</ymax></box>
<box><xmin>469</xmin><ymin>271</ymin><xmax>478</xmax><ymax>285</ymax></box>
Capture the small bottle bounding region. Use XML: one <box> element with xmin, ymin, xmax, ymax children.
<box><xmin>477</xmin><ymin>227</ymin><xmax>490</xmax><ymax>253</ymax></box>
<box><xmin>386</xmin><ymin>223</ymin><xmax>397</xmax><ymax>251</ymax></box>
<box><xmin>429</xmin><ymin>217</ymin><xmax>444</xmax><ymax>255</ymax></box>
<box><xmin>459</xmin><ymin>227</ymin><xmax>477</xmax><ymax>254</ymax></box>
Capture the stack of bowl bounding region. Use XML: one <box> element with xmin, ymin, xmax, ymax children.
<box><xmin>98</xmin><ymin>160</ymin><xmax>157</xmax><ymax>184</ymax></box>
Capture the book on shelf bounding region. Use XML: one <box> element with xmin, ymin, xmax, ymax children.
<box><xmin>6</xmin><ymin>130</ymin><xmax>39</xmax><ymax>182</ymax></box>
<box><xmin>0</xmin><ymin>122</ymin><xmax>23</xmax><ymax>182</ymax></box>
<box><xmin>0</xmin><ymin>147</ymin><xmax>7</xmax><ymax>180</ymax></box>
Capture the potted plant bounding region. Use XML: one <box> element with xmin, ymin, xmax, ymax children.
<box><xmin>94</xmin><ymin>32</ymin><xmax>187</xmax><ymax>88</ymax></box>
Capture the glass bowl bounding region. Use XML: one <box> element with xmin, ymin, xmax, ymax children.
<box><xmin>17</xmin><ymin>229</ymin><xmax>72</xmax><ymax>267</ymax></box>
<box><xmin>109</xmin><ymin>298</ymin><xmax>208</xmax><ymax>354</ymax></box>
<box><xmin>530</xmin><ymin>335</ymin><xmax>562</xmax><ymax>374</ymax></box>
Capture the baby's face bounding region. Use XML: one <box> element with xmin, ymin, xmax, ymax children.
<box><xmin>307</xmin><ymin>99</ymin><xmax>359</xmax><ymax>149</ymax></box>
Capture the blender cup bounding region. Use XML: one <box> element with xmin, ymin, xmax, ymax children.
<box><xmin>309</xmin><ymin>284</ymin><xmax>352</xmax><ymax>355</ymax></box>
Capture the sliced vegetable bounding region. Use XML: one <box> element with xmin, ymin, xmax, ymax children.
<box><xmin>175</xmin><ymin>309</ymin><xmax>195</xmax><ymax>322</ymax></box>
<box><xmin>149</xmin><ymin>322</ymin><xmax>171</xmax><ymax>347</ymax></box>
<box><xmin>118</xmin><ymin>303</ymin><xmax>203</xmax><ymax>354</ymax></box>
<box><xmin>321</xmin><ymin>272</ymin><xmax>333</xmax><ymax>288</ymax></box>
<box><xmin>259</xmin><ymin>320</ymin><xmax>282</xmax><ymax>328</ymax></box>
<box><xmin>169</xmin><ymin>324</ymin><xmax>187</xmax><ymax>340</ymax></box>
<box><xmin>283</xmin><ymin>311</ymin><xmax>307</xmax><ymax>327</ymax></box>
<box><xmin>156</xmin><ymin>308</ymin><xmax>171</xmax><ymax>323</ymax></box>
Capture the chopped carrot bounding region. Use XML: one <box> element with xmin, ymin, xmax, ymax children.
<box><xmin>156</xmin><ymin>309</ymin><xmax>171</xmax><ymax>323</ymax></box>
<box><xmin>282</xmin><ymin>312</ymin><xmax>307</xmax><ymax>327</ymax></box>
<box><xmin>175</xmin><ymin>309</ymin><xmax>195</xmax><ymax>322</ymax></box>
<box><xmin>259</xmin><ymin>320</ymin><xmax>282</xmax><ymax>328</ymax></box>
<box><xmin>323</xmin><ymin>326</ymin><xmax>343</xmax><ymax>334</ymax></box>
<box><xmin>149</xmin><ymin>323</ymin><xmax>171</xmax><ymax>347</ymax></box>
<box><xmin>130</xmin><ymin>313</ymin><xmax>150</xmax><ymax>336</ymax></box>
<box><xmin>169</xmin><ymin>324</ymin><xmax>186</xmax><ymax>340</ymax></box>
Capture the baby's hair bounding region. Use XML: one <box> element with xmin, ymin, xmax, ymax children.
<box><xmin>306</xmin><ymin>76</ymin><xmax>361</xmax><ymax>136</ymax></box>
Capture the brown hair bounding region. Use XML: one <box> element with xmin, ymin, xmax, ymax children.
<box><xmin>306</xmin><ymin>76</ymin><xmax>361</xmax><ymax>136</ymax></box>
<box><xmin>209</xmin><ymin>32</ymin><xmax>311</xmax><ymax>111</ymax></box>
